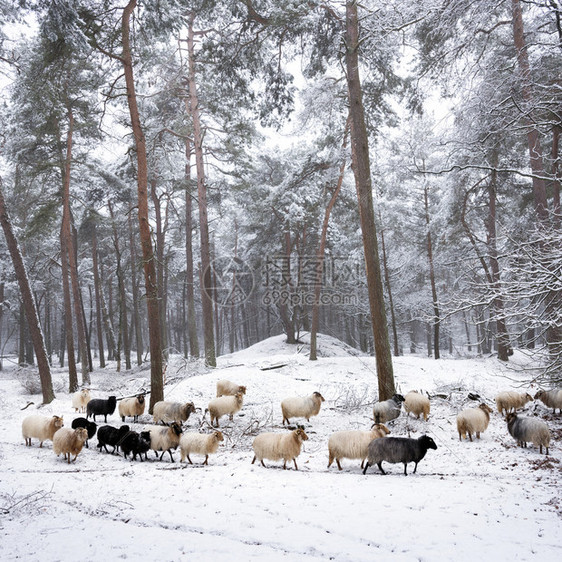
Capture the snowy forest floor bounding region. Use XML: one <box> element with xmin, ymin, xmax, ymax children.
<box><xmin>0</xmin><ymin>333</ymin><xmax>561</xmax><ymax>561</ymax></box>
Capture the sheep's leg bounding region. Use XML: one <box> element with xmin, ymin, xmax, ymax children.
<box><xmin>362</xmin><ymin>462</ymin><xmax>370</xmax><ymax>475</ymax></box>
<box><xmin>404</xmin><ymin>463</ymin><xmax>408</xmax><ymax>475</ymax></box>
<box><xmin>293</xmin><ymin>459</ymin><xmax>298</xmax><ymax>470</ymax></box>
<box><xmin>203</xmin><ymin>455</ymin><xmax>208</xmax><ymax>465</ymax></box>
<box><xmin>413</xmin><ymin>462</ymin><xmax>418</xmax><ymax>474</ymax></box>
<box><xmin>468</xmin><ymin>433</ymin><xmax>473</xmax><ymax>442</ymax></box>
<box><xmin>251</xmin><ymin>455</ymin><xmax>256</xmax><ymax>465</ymax></box>
<box><xmin>187</xmin><ymin>454</ymin><xmax>194</xmax><ymax>465</ymax></box>
<box><xmin>261</xmin><ymin>460</ymin><xmax>266</xmax><ymax>468</ymax></box>
<box><xmin>377</xmin><ymin>462</ymin><xmax>386</xmax><ymax>475</ymax></box>
<box><xmin>336</xmin><ymin>459</ymin><xmax>342</xmax><ymax>471</ymax></box>
<box><xmin>283</xmin><ymin>461</ymin><xmax>287</xmax><ymax>469</ymax></box>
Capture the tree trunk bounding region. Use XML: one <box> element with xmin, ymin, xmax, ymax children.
<box><xmin>60</xmin><ymin>108</ymin><xmax>90</xmax><ymax>386</ymax></box>
<box><xmin>186</xmin><ymin>14</ymin><xmax>216</xmax><ymax>366</ymax></box>
<box><xmin>91</xmin><ymin>223</ymin><xmax>106</xmax><ymax>368</ymax></box>
<box><xmin>310</xmin><ymin>117</ymin><xmax>349</xmax><ymax>360</ymax></box>
<box><xmin>487</xmin><ymin>156</ymin><xmax>511</xmax><ymax>361</ymax></box>
<box><xmin>511</xmin><ymin>0</ymin><xmax>549</xmax><ymax>222</ymax></box>
<box><xmin>345</xmin><ymin>1</ymin><xmax>395</xmax><ymax>400</ymax></box>
<box><xmin>423</xmin><ymin>184</ymin><xmax>440</xmax><ymax>359</ymax></box>
<box><xmin>379</xmin><ymin>211</ymin><xmax>400</xmax><ymax>357</ymax></box>
<box><xmin>108</xmin><ymin>200</ymin><xmax>131</xmax><ymax>370</ymax></box>
<box><xmin>128</xmin><ymin>213</ymin><xmax>143</xmax><ymax>365</ymax></box>
<box><xmin>0</xmin><ymin>180</ymin><xmax>55</xmax><ymax>403</ymax></box>
<box><xmin>122</xmin><ymin>0</ymin><xmax>164</xmax><ymax>411</ymax></box>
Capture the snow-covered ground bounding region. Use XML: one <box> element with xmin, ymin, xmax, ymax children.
<box><xmin>1</xmin><ymin>334</ymin><xmax>561</xmax><ymax>561</ymax></box>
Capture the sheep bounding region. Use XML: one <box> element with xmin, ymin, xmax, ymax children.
<box><xmin>144</xmin><ymin>422</ymin><xmax>183</xmax><ymax>462</ymax></box>
<box><xmin>495</xmin><ymin>391</ymin><xmax>533</xmax><ymax>416</ymax></box>
<box><xmin>534</xmin><ymin>389</ymin><xmax>562</xmax><ymax>414</ymax></box>
<box><xmin>179</xmin><ymin>430</ymin><xmax>224</xmax><ymax>465</ymax></box>
<box><xmin>96</xmin><ymin>424</ymin><xmax>130</xmax><ymax>454</ymax></box>
<box><xmin>120</xmin><ymin>430</ymin><xmax>151</xmax><ymax>461</ymax></box>
<box><xmin>281</xmin><ymin>391</ymin><xmax>325</xmax><ymax>425</ymax></box>
<box><xmin>328</xmin><ymin>424</ymin><xmax>390</xmax><ymax>471</ymax></box>
<box><xmin>119</xmin><ymin>394</ymin><xmax>146</xmax><ymax>422</ymax></box>
<box><xmin>404</xmin><ymin>391</ymin><xmax>430</xmax><ymax>421</ymax></box>
<box><xmin>71</xmin><ymin>389</ymin><xmax>91</xmax><ymax>413</ymax></box>
<box><xmin>456</xmin><ymin>403</ymin><xmax>493</xmax><ymax>442</ymax></box>
<box><xmin>252</xmin><ymin>427</ymin><xmax>309</xmax><ymax>470</ymax></box>
<box><xmin>152</xmin><ymin>400</ymin><xmax>196</xmax><ymax>425</ymax></box>
<box><xmin>71</xmin><ymin>417</ymin><xmax>97</xmax><ymax>448</ymax></box>
<box><xmin>506</xmin><ymin>413</ymin><xmax>551</xmax><ymax>454</ymax></box>
<box><xmin>53</xmin><ymin>427</ymin><xmax>89</xmax><ymax>463</ymax></box>
<box><xmin>216</xmin><ymin>379</ymin><xmax>247</xmax><ymax>397</ymax></box>
<box><xmin>86</xmin><ymin>396</ymin><xmax>117</xmax><ymax>422</ymax></box>
<box><xmin>207</xmin><ymin>393</ymin><xmax>244</xmax><ymax>427</ymax></box>
<box><xmin>22</xmin><ymin>415</ymin><xmax>64</xmax><ymax>447</ymax></box>
<box><xmin>363</xmin><ymin>434</ymin><xmax>438</xmax><ymax>475</ymax></box>
<box><xmin>373</xmin><ymin>394</ymin><xmax>405</xmax><ymax>424</ymax></box>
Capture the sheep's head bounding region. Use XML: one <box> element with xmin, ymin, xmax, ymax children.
<box><xmin>182</xmin><ymin>402</ymin><xmax>196</xmax><ymax>418</ymax></box>
<box><xmin>108</xmin><ymin>396</ymin><xmax>117</xmax><ymax>407</ymax></box>
<box><xmin>140</xmin><ymin>431</ymin><xmax>151</xmax><ymax>443</ymax></box>
<box><xmin>313</xmin><ymin>391</ymin><xmax>325</xmax><ymax>402</ymax></box>
<box><xmin>506</xmin><ymin>412</ymin><xmax>517</xmax><ymax>426</ymax></box>
<box><xmin>170</xmin><ymin>422</ymin><xmax>183</xmax><ymax>437</ymax></box>
<box><xmin>81</xmin><ymin>389</ymin><xmax>90</xmax><ymax>398</ymax></box>
<box><xmin>479</xmin><ymin>403</ymin><xmax>493</xmax><ymax>414</ymax></box>
<box><xmin>234</xmin><ymin>392</ymin><xmax>244</xmax><ymax>404</ymax></box>
<box><xmin>372</xmin><ymin>423</ymin><xmax>390</xmax><ymax>435</ymax></box>
<box><xmin>534</xmin><ymin>390</ymin><xmax>544</xmax><ymax>400</ymax></box>
<box><xmin>294</xmin><ymin>428</ymin><xmax>308</xmax><ymax>441</ymax></box>
<box><xmin>76</xmin><ymin>428</ymin><xmax>89</xmax><ymax>442</ymax></box>
<box><xmin>53</xmin><ymin>416</ymin><xmax>64</xmax><ymax>429</ymax></box>
<box><xmin>214</xmin><ymin>431</ymin><xmax>224</xmax><ymax>442</ymax></box>
<box><xmin>137</xmin><ymin>395</ymin><xmax>145</xmax><ymax>405</ymax></box>
<box><xmin>392</xmin><ymin>393</ymin><xmax>405</xmax><ymax>403</ymax></box>
<box><xmin>524</xmin><ymin>393</ymin><xmax>533</xmax><ymax>402</ymax></box>
<box><xmin>238</xmin><ymin>386</ymin><xmax>247</xmax><ymax>395</ymax></box>
<box><xmin>420</xmin><ymin>435</ymin><xmax>437</xmax><ymax>450</ymax></box>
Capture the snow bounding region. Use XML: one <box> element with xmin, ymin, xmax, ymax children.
<box><xmin>1</xmin><ymin>334</ymin><xmax>561</xmax><ymax>561</ymax></box>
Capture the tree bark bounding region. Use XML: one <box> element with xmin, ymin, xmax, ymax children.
<box><xmin>121</xmin><ymin>0</ymin><xmax>164</xmax><ymax>411</ymax></box>
<box><xmin>345</xmin><ymin>1</ymin><xmax>395</xmax><ymax>399</ymax></box>
<box><xmin>186</xmin><ymin>13</ymin><xmax>216</xmax><ymax>366</ymax></box>
<box><xmin>0</xmin><ymin>180</ymin><xmax>55</xmax><ymax>404</ymax></box>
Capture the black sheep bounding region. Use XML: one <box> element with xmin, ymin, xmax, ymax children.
<box><xmin>87</xmin><ymin>396</ymin><xmax>117</xmax><ymax>422</ymax></box>
<box><xmin>97</xmin><ymin>424</ymin><xmax>130</xmax><ymax>454</ymax></box>
<box><xmin>121</xmin><ymin>430</ymin><xmax>151</xmax><ymax>461</ymax></box>
<box><xmin>363</xmin><ymin>435</ymin><xmax>437</xmax><ymax>475</ymax></box>
<box><xmin>71</xmin><ymin>417</ymin><xmax>97</xmax><ymax>448</ymax></box>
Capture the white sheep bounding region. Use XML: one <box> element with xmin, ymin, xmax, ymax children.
<box><xmin>22</xmin><ymin>415</ymin><xmax>64</xmax><ymax>447</ymax></box>
<box><xmin>404</xmin><ymin>391</ymin><xmax>430</xmax><ymax>421</ymax></box>
<box><xmin>281</xmin><ymin>391</ymin><xmax>325</xmax><ymax>425</ymax></box>
<box><xmin>152</xmin><ymin>401</ymin><xmax>195</xmax><ymax>425</ymax></box>
<box><xmin>144</xmin><ymin>422</ymin><xmax>183</xmax><ymax>462</ymax></box>
<box><xmin>328</xmin><ymin>424</ymin><xmax>390</xmax><ymax>470</ymax></box>
<box><xmin>216</xmin><ymin>379</ymin><xmax>247</xmax><ymax>397</ymax></box>
<box><xmin>71</xmin><ymin>389</ymin><xmax>91</xmax><ymax>413</ymax></box>
<box><xmin>119</xmin><ymin>394</ymin><xmax>146</xmax><ymax>422</ymax></box>
<box><xmin>252</xmin><ymin>427</ymin><xmax>309</xmax><ymax>470</ymax></box>
<box><xmin>495</xmin><ymin>391</ymin><xmax>533</xmax><ymax>416</ymax></box>
<box><xmin>534</xmin><ymin>389</ymin><xmax>562</xmax><ymax>414</ymax></box>
<box><xmin>506</xmin><ymin>413</ymin><xmax>551</xmax><ymax>454</ymax></box>
<box><xmin>179</xmin><ymin>430</ymin><xmax>224</xmax><ymax>465</ymax></box>
<box><xmin>456</xmin><ymin>403</ymin><xmax>493</xmax><ymax>441</ymax></box>
<box><xmin>207</xmin><ymin>392</ymin><xmax>244</xmax><ymax>427</ymax></box>
<box><xmin>53</xmin><ymin>427</ymin><xmax>89</xmax><ymax>463</ymax></box>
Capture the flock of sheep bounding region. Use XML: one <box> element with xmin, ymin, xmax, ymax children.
<box><xmin>20</xmin><ymin>380</ymin><xmax>561</xmax><ymax>475</ymax></box>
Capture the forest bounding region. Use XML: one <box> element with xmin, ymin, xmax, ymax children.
<box><xmin>0</xmin><ymin>0</ymin><xmax>560</xmax><ymax>410</ymax></box>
